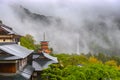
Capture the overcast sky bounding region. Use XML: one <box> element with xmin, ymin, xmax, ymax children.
<box><xmin>0</xmin><ymin>0</ymin><xmax>120</xmax><ymax>54</ymax></box>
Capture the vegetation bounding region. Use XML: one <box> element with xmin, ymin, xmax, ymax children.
<box><xmin>20</xmin><ymin>34</ymin><xmax>36</xmax><ymax>50</ymax></box>
<box><xmin>20</xmin><ymin>34</ymin><xmax>51</xmax><ymax>52</ymax></box>
<box><xmin>41</xmin><ymin>53</ymin><xmax>120</xmax><ymax>80</ymax></box>
<box><xmin>20</xmin><ymin>34</ymin><xmax>40</xmax><ymax>51</ymax></box>
<box><xmin>20</xmin><ymin>34</ymin><xmax>120</xmax><ymax>79</ymax></box>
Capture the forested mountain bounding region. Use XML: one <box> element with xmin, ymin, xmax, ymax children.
<box><xmin>12</xmin><ymin>5</ymin><xmax>62</xmax><ymax>26</ymax></box>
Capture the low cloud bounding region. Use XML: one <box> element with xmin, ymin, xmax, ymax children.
<box><xmin>0</xmin><ymin>0</ymin><xmax>120</xmax><ymax>54</ymax></box>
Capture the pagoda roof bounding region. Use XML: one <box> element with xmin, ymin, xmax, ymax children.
<box><xmin>40</xmin><ymin>41</ymin><xmax>49</xmax><ymax>42</ymax></box>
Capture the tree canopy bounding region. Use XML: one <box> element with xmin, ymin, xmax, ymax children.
<box><xmin>20</xmin><ymin>34</ymin><xmax>36</xmax><ymax>50</ymax></box>
<box><xmin>41</xmin><ymin>53</ymin><xmax>120</xmax><ymax>80</ymax></box>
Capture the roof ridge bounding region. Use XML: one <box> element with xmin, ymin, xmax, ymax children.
<box><xmin>0</xmin><ymin>42</ymin><xmax>16</xmax><ymax>45</ymax></box>
<box><xmin>0</xmin><ymin>23</ymin><xmax>12</xmax><ymax>30</ymax></box>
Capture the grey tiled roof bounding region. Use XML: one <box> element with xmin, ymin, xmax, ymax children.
<box><xmin>19</xmin><ymin>65</ymin><xmax>35</xmax><ymax>79</ymax></box>
<box><xmin>43</xmin><ymin>52</ymin><xmax>58</xmax><ymax>63</ymax></box>
<box><xmin>0</xmin><ymin>23</ymin><xmax>17</xmax><ymax>35</ymax></box>
<box><xmin>33</xmin><ymin>52</ymin><xmax>58</xmax><ymax>71</ymax></box>
<box><xmin>0</xmin><ymin>55</ymin><xmax>20</xmax><ymax>60</ymax></box>
<box><xmin>0</xmin><ymin>44</ymin><xmax>33</xmax><ymax>58</ymax></box>
<box><xmin>33</xmin><ymin>52</ymin><xmax>58</xmax><ymax>63</ymax></box>
<box><xmin>33</xmin><ymin>59</ymin><xmax>57</xmax><ymax>71</ymax></box>
<box><xmin>2</xmin><ymin>26</ymin><xmax>17</xmax><ymax>34</ymax></box>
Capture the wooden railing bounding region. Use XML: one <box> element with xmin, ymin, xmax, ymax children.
<box><xmin>0</xmin><ymin>35</ymin><xmax>13</xmax><ymax>38</ymax></box>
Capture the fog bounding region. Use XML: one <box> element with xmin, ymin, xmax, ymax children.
<box><xmin>0</xmin><ymin>0</ymin><xmax>120</xmax><ymax>54</ymax></box>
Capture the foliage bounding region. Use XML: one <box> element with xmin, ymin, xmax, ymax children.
<box><xmin>105</xmin><ymin>60</ymin><xmax>117</xmax><ymax>67</ymax></box>
<box><xmin>19</xmin><ymin>34</ymin><xmax>120</xmax><ymax>79</ymax></box>
<box><xmin>53</xmin><ymin>54</ymin><xmax>88</xmax><ymax>67</ymax></box>
<box><xmin>34</xmin><ymin>44</ymin><xmax>40</xmax><ymax>52</ymax></box>
<box><xmin>88</xmin><ymin>56</ymin><xmax>102</xmax><ymax>64</ymax></box>
<box><xmin>41</xmin><ymin>63</ymin><xmax>120</xmax><ymax>80</ymax></box>
<box><xmin>41</xmin><ymin>53</ymin><xmax>120</xmax><ymax>80</ymax></box>
<box><xmin>20</xmin><ymin>34</ymin><xmax>36</xmax><ymax>50</ymax></box>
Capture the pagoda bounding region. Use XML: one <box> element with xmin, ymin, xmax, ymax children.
<box><xmin>38</xmin><ymin>33</ymin><xmax>51</xmax><ymax>54</ymax></box>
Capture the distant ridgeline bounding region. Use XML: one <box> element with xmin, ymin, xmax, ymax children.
<box><xmin>14</xmin><ymin>6</ymin><xmax>62</xmax><ymax>25</ymax></box>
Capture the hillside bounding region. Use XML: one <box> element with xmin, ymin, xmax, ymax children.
<box><xmin>41</xmin><ymin>53</ymin><xmax>120</xmax><ymax>80</ymax></box>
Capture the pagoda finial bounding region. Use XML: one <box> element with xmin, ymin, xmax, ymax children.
<box><xmin>43</xmin><ymin>32</ymin><xmax>46</xmax><ymax>41</ymax></box>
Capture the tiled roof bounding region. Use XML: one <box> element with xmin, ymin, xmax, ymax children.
<box><xmin>32</xmin><ymin>52</ymin><xmax>58</xmax><ymax>71</ymax></box>
<box><xmin>19</xmin><ymin>65</ymin><xmax>35</xmax><ymax>79</ymax></box>
<box><xmin>0</xmin><ymin>23</ymin><xmax>17</xmax><ymax>35</ymax></box>
<box><xmin>0</xmin><ymin>55</ymin><xmax>20</xmax><ymax>60</ymax></box>
<box><xmin>33</xmin><ymin>59</ymin><xmax>57</xmax><ymax>71</ymax></box>
<box><xmin>0</xmin><ymin>44</ymin><xmax>33</xmax><ymax>58</ymax></box>
<box><xmin>42</xmin><ymin>52</ymin><xmax>58</xmax><ymax>62</ymax></box>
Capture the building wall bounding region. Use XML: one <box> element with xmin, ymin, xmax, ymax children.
<box><xmin>0</xmin><ymin>39</ymin><xmax>13</xmax><ymax>42</ymax></box>
<box><xmin>18</xmin><ymin>58</ymin><xmax>27</xmax><ymax>70</ymax></box>
<box><xmin>0</xmin><ymin>63</ymin><xmax>16</xmax><ymax>73</ymax></box>
<box><xmin>27</xmin><ymin>54</ymin><xmax>33</xmax><ymax>65</ymax></box>
<box><xmin>0</xmin><ymin>35</ymin><xmax>20</xmax><ymax>43</ymax></box>
<box><xmin>0</xmin><ymin>35</ymin><xmax>13</xmax><ymax>42</ymax></box>
<box><xmin>0</xmin><ymin>58</ymin><xmax>29</xmax><ymax>74</ymax></box>
<box><xmin>0</xmin><ymin>35</ymin><xmax>12</xmax><ymax>38</ymax></box>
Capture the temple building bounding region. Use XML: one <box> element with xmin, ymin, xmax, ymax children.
<box><xmin>38</xmin><ymin>33</ymin><xmax>51</xmax><ymax>54</ymax></box>
<box><xmin>0</xmin><ymin>21</ymin><xmax>34</xmax><ymax>80</ymax></box>
<box><xmin>0</xmin><ymin>22</ymin><xmax>20</xmax><ymax>44</ymax></box>
<box><xmin>33</xmin><ymin>33</ymin><xmax>58</xmax><ymax>79</ymax></box>
<box><xmin>0</xmin><ymin>21</ymin><xmax>58</xmax><ymax>80</ymax></box>
<box><xmin>32</xmin><ymin>52</ymin><xmax>58</xmax><ymax>79</ymax></box>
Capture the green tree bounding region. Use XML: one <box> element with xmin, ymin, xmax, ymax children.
<box><xmin>41</xmin><ymin>53</ymin><xmax>120</xmax><ymax>80</ymax></box>
<box><xmin>105</xmin><ymin>60</ymin><xmax>117</xmax><ymax>67</ymax></box>
<box><xmin>20</xmin><ymin>34</ymin><xmax>35</xmax><ymax>50</ymax></box>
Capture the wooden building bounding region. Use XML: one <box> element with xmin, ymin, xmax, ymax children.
<box><xmin>0</xmin><ymin>23</ymin><xmax>20</xmax><ymax>44</ymax></box>
<box><xmin>32</xmin><ymin>52</ymin><xmax>58</xmax><ymax>80</ymax></box>
<box><xmin>0</xmin><ymin>22</ymin><xmax>34</xmax><ymax>80</ymax></box>
<box><xmin>0</xmin><ymin>21</ymin><xmax>58</xmax><ymax>80</ymax></box>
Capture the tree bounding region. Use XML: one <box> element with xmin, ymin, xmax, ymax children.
<box><xmin>41</xmin><ymin>53</ymin><xmax>120</xmax><ymax>80</ymax></box>
<box><xmin>105</xmin><ymin>60</ymin><xmax>117</xmax><ymax>67</ymax></box>
<box><xmin>95</xmin><ymin>53</ymin><xmax>107</xmax><ymax>63</ymax></box>
<box><xmin>88</xmin><ymin>56</ymin><xmax>102</xmax><ymax>64</ymax></box>
<box><xmin>20</xmin><ymin>34</ymin><xmax>35</xmax><ymax>50</ymax></box>
<box><xmin>41</xmin><ymin>63</ymin><xmax>120</xmax><ymax>80</ymax></box>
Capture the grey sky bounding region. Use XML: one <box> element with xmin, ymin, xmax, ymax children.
<box><xmin>0</xmin><ymin>0</ymin><xmax>120</xmax><ymax>54</ymax></box>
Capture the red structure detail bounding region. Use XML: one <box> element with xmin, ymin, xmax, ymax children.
<box><xmin>38</xmin><ymin>41</ymin><xmax>51</xmax><ymax>54</ymax></box>
<box><xmin>41</xmin><ymin>41</ymin><xmax>49</xmax><ymax>50</ymax></box>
